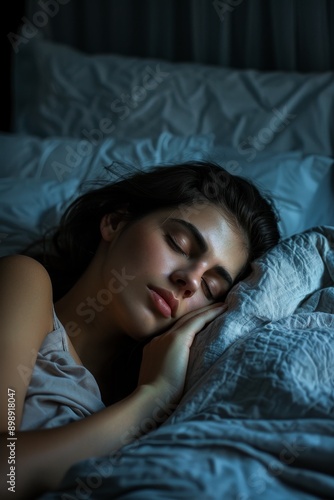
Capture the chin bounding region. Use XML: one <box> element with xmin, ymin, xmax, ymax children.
<box><xmin>124</xmin><ymin>317</ymin><xmax>172</xmax><ymax>342</ymax></box>
<box><xmin>118</xmin><ymin>299</ymin><xmax>175</xmax><ymax>340</ymax></box>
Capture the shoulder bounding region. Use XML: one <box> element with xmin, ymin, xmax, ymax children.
<box><xmin>0</xmin><ymin>253</ymin><xmax>51</xmax><ymax>277</ymax></box>
<box><xmin>0</xmin><ymin>255</ymin><xmax>54</xmax><ymax>429</ymax></box>
<box><xmin>0</xmin><ymin>254</ymin><xmax>54</xmax><ymax>332</ymax></box>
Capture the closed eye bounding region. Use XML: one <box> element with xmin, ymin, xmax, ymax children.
<box><xmin>165</xmin><ymin>234</ymin><xmax>188</xmax><ymax>258</ymax></box>
<box><xmin>202</xmin><ymin>278</ymin><xmax>214</xmax><ymax>300</ymax></box>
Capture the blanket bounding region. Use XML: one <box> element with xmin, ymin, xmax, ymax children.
<box><xmin>40</xmin><ymin>226</ymin><xmax>334</xmax><ymax>500</ymax></box>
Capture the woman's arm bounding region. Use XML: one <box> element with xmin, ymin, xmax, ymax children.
<box><xmin>1</xmin><ymin>384</ymin><xmax>171</xmax><ymax>499</ymax></box>
<box><xmin>0</xmin><ymin>255</ymin><xmax>225</xmax><ymax>499</ymax></box>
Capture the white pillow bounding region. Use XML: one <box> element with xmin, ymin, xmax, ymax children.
<box><xmin>0</xmin><ymin>132</ymin><xmax>333</xmax><ymax>259</ymax></box>
<box><xmin>13</xmin><ymin>38</ymin><xmax>334</xmax><ymax>157</ymax></box>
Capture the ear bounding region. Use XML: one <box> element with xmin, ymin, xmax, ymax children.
<box><xmin>100</xmin><ymin>212</ymin><xmax>128</xmax><ymax>242</ymax></box>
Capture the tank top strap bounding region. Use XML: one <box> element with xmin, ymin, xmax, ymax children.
<box><xmin>38</xmin><ymin>304</ymin><xmax>70</xmax><ymax>355</ymax></box>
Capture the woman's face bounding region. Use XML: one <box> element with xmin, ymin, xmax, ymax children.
<box><xmin>98</xmin><ymin>202</ymin><xmax>248</xmax><ymax>340</ymax></box>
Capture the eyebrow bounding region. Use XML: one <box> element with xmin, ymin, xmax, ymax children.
<box><xmin>168</xmin><ymin>218</ymin><xmax>234</xmax><ymax>287</ymax></box>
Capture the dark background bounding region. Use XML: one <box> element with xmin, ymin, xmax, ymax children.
<box><xmin>1</xmin><ymin>1</ymin><xmax>25</xmax><ymax>133</ymax></box>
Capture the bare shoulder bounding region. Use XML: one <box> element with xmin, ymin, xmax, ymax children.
<box><xmin>0</xmin><ymin>254</ymin><xmax>54</xmax><ymax>334</ymax></box>
<box><xmin>0</xmin><ymin>253</ymin><xmax>51</xmax><ymax>278</ymax></box>
<box><xmin>0</xmin><ymin>255</ymin><xmax>54</xmax><ymax>429</ymax></box>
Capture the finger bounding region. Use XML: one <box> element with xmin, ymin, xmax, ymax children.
<box><xmin>169</xmin><ymin>304</ymin><xmax>227</xmax><ymax>341</ymax></box>
<box><xmin>169</xmin><ymin>302</ymin><xmax>227</xmax><ymax>331</ymax></box>
<box><xmin>187</xmin><ymin>304</ymin><xmax>227</xmax><ymax>332</ymax></box>
<box><xmin>169</xmin><ymin>303</ymin><xmax>227</xmax><ymax>333</ymax></box>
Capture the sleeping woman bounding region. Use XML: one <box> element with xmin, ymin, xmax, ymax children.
<box><xmin>0</xmin><ymin>161</ymin><xmax>280</xmax><ymax>498</ymax></box>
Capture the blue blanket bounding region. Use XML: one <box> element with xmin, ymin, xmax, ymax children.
<box><xmin>41</xmin><ymin>226</ymin><xmax>334</xmax><ymax>499</ymax></box>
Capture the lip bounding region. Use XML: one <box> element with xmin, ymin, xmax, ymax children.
<box><xmin>148</xmin><ymin>286</ymin><xmax>179</xmax><ymax>318</ymax></box>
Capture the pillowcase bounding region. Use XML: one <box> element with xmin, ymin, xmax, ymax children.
<box><xmin>0</xmin><ymin>131</ymin><xmax>215</xmax><ymax>257</ymax></box>
<box><xmin>0</xmin><ymin>132</ymin><xmax>215</xmax><ymax>181</ymax></box>
<box><xmin>0</xmin><ymin>132</ymin><xmax>333</xmax><ymax>259</ymax></box>
<box><xmin>0</xmin><ymin>176</ymin><xmax>81</xmax><ymax>258</ymax></box>
<box><xmin>209</xmin><ymin>147</ymin><xmax>334</xmax><ymax>237</ymax></box>
<box><xmin>12</xmin><ymin>38</ymin><xmax>334</xmax><ymax>157</ymax></box>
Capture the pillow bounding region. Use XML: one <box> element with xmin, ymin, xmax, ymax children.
<box><xmin>0</xmin><ymin>131</ymin><xmax>215</xmax><ymax>257</ymax></box>
<box><xmin>0</xmin><ymin>132</ymin><xmax>333</xmax><ymax>259</ymax></box>
<box><xmin>209</xmin><ymin>147</ymin><xmax>334</xmax><ymax>237</ymax></box>
<box><xmin>0</xmin><ymin>132</ymin><xmax>215</xmax><ymax>181</ymax></box>
<box><xmin>12</xmin><ymin>38</ymin><xmax>334</xmax><ymax>157</ymax></box>
<box><xmin>0</xmin><ymin>177</ymin><xmax>81</xmax><ymax>258</ymax></box>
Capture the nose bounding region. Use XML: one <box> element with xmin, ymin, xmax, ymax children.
<box><xmin>170</xmin><ymin>266</ymin><xmax>202</xmax><ymax>298</ymax></box>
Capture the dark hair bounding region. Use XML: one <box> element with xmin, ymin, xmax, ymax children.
<box><xmin>23</xmin><ymin>161</ymin><xmax>280</xmax><ymax>301</ymax></box>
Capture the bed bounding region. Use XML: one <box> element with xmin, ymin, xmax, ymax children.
<box><xmin>1</xmin><ymin>32</ymin><xmax>334</xmax><ymax>499</ymax></box>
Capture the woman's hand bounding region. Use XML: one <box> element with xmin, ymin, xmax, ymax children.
<box><xmin>137</xmin><ymin>302</ymin><xmax>227</xmax><ymax>406</ymax></box>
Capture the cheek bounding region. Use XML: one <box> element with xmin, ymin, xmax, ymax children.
<box><xmin>114</xmin><ymin>226</ymin><xmax>172</xmax><ymax>276</ymax></box>
<box><xmin>181</xmin><ymin>294</ymin><xmax>209</xmax><ymax>316</ymax></box>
